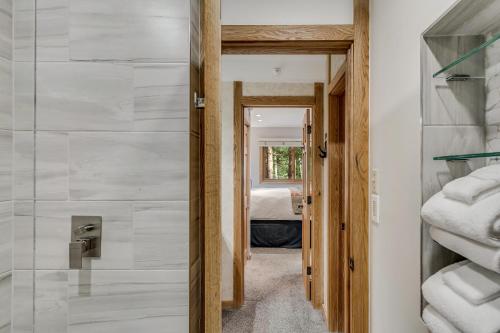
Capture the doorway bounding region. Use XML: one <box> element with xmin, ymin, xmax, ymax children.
<box><xmin>200</xmin><ymin>2</ymin><xmax>370</xmax><ymax>331</ymax></box>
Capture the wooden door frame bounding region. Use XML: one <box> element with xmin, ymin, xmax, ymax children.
<box><xmin>201</xmin><ymin>0</ymin><xmax>369</xmax><ymax>330</ymax></box>
<box><xmin>232</xmin><ymin>84</ymin><xmax>324</xmax><ymax>309</ymax></box>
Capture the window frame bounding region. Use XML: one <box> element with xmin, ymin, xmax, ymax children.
<box><xmin>259</xmin><ymin>146</ymin><xmax>303</xmax><ymax>184</ymax></box>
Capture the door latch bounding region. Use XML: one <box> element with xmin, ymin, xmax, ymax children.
<box><xmin>194</xmin><ymin>92</ymin><xmax>205</xmax><ymax>109</ymax></box>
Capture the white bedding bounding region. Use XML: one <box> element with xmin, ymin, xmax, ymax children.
<box><xmin>250</xmin><ymin>188</ymin><xmax>302</xmax><ymax>221</ymax></box>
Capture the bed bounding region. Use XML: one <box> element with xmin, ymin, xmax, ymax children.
<box><xmin>250</xmin><ymin>187</ymin><xmax>303</xmax><ymax>248</ymax></box>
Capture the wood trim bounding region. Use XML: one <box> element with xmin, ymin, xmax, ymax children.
<box><xmin>222</xmin><ymin>25</ymin><xmax>354</xmax><ymax>42</ymax></box>
<box><xmin>311</xmin><ymin>82</ymin><xmax>324</xmax><ymax>309</ymax></box>
<box><xmin>233</xmin><ymin>81</ymin><xmax>244</xmax><ymax>308</ymax></box>
<box><xmin>222</xmin><ymin>300</ymin><xmax>235</xmax><ymax>310</ymax></box>
<box><xmin>351</xmin><ymin>1</ymin><xmax>370</xmax><ymax>332</ymax></box>
<box><xmin>222</xmin><ymin>25</ymin><xmax>353</xmax><ymax>55</ymax></box>
<box><xmin>328</xmin><ymin>61</ymin><xmax>347</xmax><ymax>95</ymax></box>
<box><xmin>202</xmin><ymin>0</ymin><xmax>221</xmax><ymax>331</ymax></box>
<box><xmin>241</xmin><ymin>96</ymin><xmax>315</xmax><ymax>107</ymax></box>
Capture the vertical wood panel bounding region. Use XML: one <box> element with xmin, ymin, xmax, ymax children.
<box><xmin>311</xmin><ymin>82</ymin><xmax>324</xmax><ymax>309</ymax></box>
<box><xmin>351</xmin><ymin>0</ymin><xmax>370</xmax><ymax>332</ymax></box>
<box><xmin>202</xmin><ymin>0</ymin><xmax>221</xmax><ymax>331</ymax></box>
<box><xmin>233</xmin><ymin>81</ymin><xmax>244</xmax><ymax>307</ymax></box>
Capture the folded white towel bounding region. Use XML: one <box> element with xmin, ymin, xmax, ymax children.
<box><xmin>443</xmin><ymin>260</ymin><xmax>500</xmax><ymax>305</ymax></box>
<box><xmin>422</xmin><ymin>191</ymin><xmax>500</xmax><ymax>247</ymax></box>
<box><xmin>422</xmin><ymin>306</ymin><xmax>461</xmax><ymax>333</ymax></box>
<box><xmin>422</xmin><ymin>263</ymin><xmax>500</xmax><ymax>333</ymax></box>
<box><xmin>430</xmin><ymin>227</ymin><xmax>500</xmax><ymax>273</ymax></box>
<box><xmin>443</xmin><ymin>177</ymin><xmax>499</xmax><ymax>205</ymax></box>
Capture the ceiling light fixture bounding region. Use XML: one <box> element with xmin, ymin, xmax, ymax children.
<box><xmin>257</xmin><ymin>119</ymin><xmax>263</xmax><ymax>122</ymax></box>
<box><xmin>256</xmin><ymin>114</ymin><xmax>262</xmax><ymax>117</ymax></box>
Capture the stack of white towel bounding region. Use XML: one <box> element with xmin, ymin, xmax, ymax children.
<box><xmin>421</xmin><ymin>163</ymin><xmax>500</xmax><ymax>333</ymax></box>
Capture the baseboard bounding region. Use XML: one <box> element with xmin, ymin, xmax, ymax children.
<box><xmin>222</xmin><ymin>300</ymin><xmax>234</xmax><ymax>309</ymax></box>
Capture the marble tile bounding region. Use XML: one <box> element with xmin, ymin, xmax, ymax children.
<box><xmin>190</xmin><ymin>0</ymin><xmax>200</xmax><ymax>67</ymax></box>
<box><xmin>0</xmin><ymin>0</ymin><xmax>12</xmax><ymax>60</ymax></box>
<box><xmin>35</xmin><ymin>201</ymin><xmax>133</xmax><ymax>270</ymax></box>
<box><xmin>13</xmin><ymin>0</ymin><xmax>35</xmax><ymax>62</ymax></box>
<box><xmin>35</xmin><ymin>270</ymin><xmax>68</xmax><ymax>333</ymax></box>
<box><xmin>12</xmin><ymin>270</ymin><xmax>33</xmax><ymax>333</ymax></box>
<box><xmin>422</xmin><ymin>36</ymin><xmax>485</xmax><ymax>126</ymax></box>
<box><xmin>36</xmin><ymin>62</ymin><xmax>134</xmax><ymax>131</ymax></box>
<box><xmin>36</xmin><ymin>132</ymin><xmax>69</xmax><ymax>200</ymax></box>
<box><xmin>13</xmin><ymin>132</ymin><xmax>33</xmax><ymax>200</ymax></box>
<box><xmin>69</xmin><ymin>132</ymin><xmax>188</xmax><ymax>201</ymax></box>
<box><xmin>0</xmin><ymin>130</ymin><xmax>12</xmax><ymax>202</ymax></box>
<box><xmin>0</xmin><ymin>58</ymin><xmax>12</xmax><ymax>130</ymax></box>
<box><xmin>133</xmin><ymin>202</ymin><xmax>188</xmax><ymax>270</ymax></box>
<box><xmin>36</xmin><ymin>0</ymin><xmax>69</xmax><ymax>61</ymax></box>
<box><xmin>0</xmin><ymin>272</ymin><xmax>11</xmax><ymax>333</ymax></box>
<box><xmin>13</xmin><ymin>61</ymin><xmax>34</xmax><ymax>131</ymax></box>
<box><xmin>0</xmin><ymin>202</ymin><xmax>12</xmax><ymax>274</ymax></box>
<box><xmin>422</xmin><ymin>126</ymin><xmax>485</xmax><ymax>202</ymax></box>
<box><xmin>133</xmin><ymin>64</ymin><xmax>189</xmax><ymax>131</ymax></box>
<box><xmin>13</xmin><ymin>201</ymin><xmax>33</xmax><ymax>270</ymax></box>
<box><xmin>69</xmin><ymin>0</ymin><xmax>189</xmax><ymax>62</ymax></box>
<box><xmin>68</xmin><ymin>270</ymin><xmax>188</xmax><ymax>333</ymax></box>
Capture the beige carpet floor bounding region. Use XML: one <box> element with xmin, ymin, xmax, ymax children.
<box><xmin>222</xmin><ymin>248</ymin><xmax>329</xmax><ymax>333</ymax></box>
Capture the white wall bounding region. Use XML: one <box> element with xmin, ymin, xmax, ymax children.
<box><xmin>249</xmin><ymin>127</ymin><xmax>303</xmax><ymax>189</ymax></box>
<box><xmin>222</xmin><ymin>0</ymin><xmax>352</xmax><ymax>25</ymax></box>
<box><xmin>370</xmin><ymin>0</ymin><xmax>456</xmax><ymax>332</ymax></box>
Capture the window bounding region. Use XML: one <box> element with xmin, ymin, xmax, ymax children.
<box><xmin>260</xmin><ymin>146</ymin><xmax>303</xmax><ymax>183</ymax></box>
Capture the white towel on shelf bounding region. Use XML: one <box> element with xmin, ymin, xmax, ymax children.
<box><xmin>422</xmin><ymin>306</ymin><xmax>461</xmax><ymax>333</ymax></box>
<box><xmin>430</xmin><ymin>227</ymin><xmax>500</xmax><ymax>274</ymax></box>
<box><xmin>443</xmin><ymin>164</ymin><xmax>500</xmax><ymax>204</ymax></box>
<box><xmin>443</xmin><ymin>176</ymin><xmax>500</xmax><ymax>205</ymax></box>
<box><xmin>422</xmin><ymin>263</ymin><xmax>500</xmax><ymax>333</ymax></box>
<box><xmin>421</xmin><ymin>191</ymin><xmax>500</xmax><ymax>247</ymax></box>
<box><xmin>443</xmin><ymin>260</ymin><xmax>500</xmax><ymax>305</ymax></box>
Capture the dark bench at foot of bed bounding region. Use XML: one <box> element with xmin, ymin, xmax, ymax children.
<box><xmin>250</xmin><ymin>220</ymin><xmax>302</xmax><ymax>249</ymax></box>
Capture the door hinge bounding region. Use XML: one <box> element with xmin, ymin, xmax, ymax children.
<box><xmin>349</xmin><ymin>257</ymin><xmax>355</xmax><ymax>271</ymax></box>
<box><xmin>307</xmin><ymin>266</ymin><xmax>312</xmax><ymax>275</ymax></box>
<box><xmin>341</xmin><ymin>223</ymin><xmax>346</xmax><ymax>230</ymax></box>
<box><xmin>307</xmin><ymin>195</ymin><xmax>312</xmax><ymax>205</ymax></box>
<box><xmin>194</xmin><ymin>92</ymin><xmax>205</xmax><ymax>109</ymax></box>
<box><xmin>307</xmin><ymin>125</ymin><xmax>312</xmax><ymax>134</ymax></box>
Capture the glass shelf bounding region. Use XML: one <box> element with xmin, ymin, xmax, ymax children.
<box><xmin>432</xmin><ymin>33</ymin><xmax>500</xmax><ymax>80</ymax></box>
<box><xmin>433</xmin><ymin>152</ymin><xmax>500</xmax><ymax>161</ymax></box>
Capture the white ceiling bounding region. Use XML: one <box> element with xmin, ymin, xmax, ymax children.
<box><xmin>249</xmin><ymin>107</ymin><xmax>307</xmax><ymax>128</ymax></box>
<box><xmin>222</xmin><ymin>55</ymin><xmax>328</xmax><ymax>83</ymax></box>
<box><xmin>221</xmin><ymin>0</ymin><xmax>353</xmax><ymax>25</ymax></box>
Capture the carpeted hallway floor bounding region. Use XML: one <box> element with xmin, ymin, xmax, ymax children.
<box><xmin>222</xmin><ymin>248</ymin><xmax>329</xmax><ymax>333</ymax></box>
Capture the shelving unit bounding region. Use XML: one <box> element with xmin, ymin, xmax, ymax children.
<box><xmin>421</xmin><ymin>0</ymin><xmax>500</xmax><ymax>321</ymax></box>
<box><xmin>433</xmin><ymin>151</ymin><xmax>500</xmax><ymax>161</ymax></box>
<box><xmin>432</xmin><ymin>33</ymin><xmax>500</xmax><ymax>80</ymax></box>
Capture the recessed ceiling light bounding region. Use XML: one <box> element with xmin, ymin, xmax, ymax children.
<box><xmin>257</xmin><ymin>119</ymin><xmax>263</xmax><ymax>122</ymax></box>
<box><xmin>256</xmin><ymin>114</ymin><xmax>262</xmax><ymax>117</ymax></box>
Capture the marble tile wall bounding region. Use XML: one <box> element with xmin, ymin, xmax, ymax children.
<box><xmin>11</xmin><ymin>0</ymin><xmax>193</xmax><ymax>332</ymax></box>
<box><xmin>421</xmin><ymin>35</ymin><xmax>487</xmax><ymax>296</ymax></box>
<box><xmin>486</xmin><ymin>32</ymin><xmax>500</xmax><ymax>153</ymax></box>
<box><xmin>0</xmin><ymin>0</ymin><xmax>12</xmax><ymax>331</ymax></box>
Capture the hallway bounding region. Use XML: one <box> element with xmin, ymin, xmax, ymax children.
<box><xmin>222</xmin><ymin>248</ymin><xmax>328</xmax><ymax>333</ymax></box>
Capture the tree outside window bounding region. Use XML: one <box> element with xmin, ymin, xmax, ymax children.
<box><xmin>261</xmin><ymin>146</ymin><xmax>303</xmax><ymax>183</ymax></box>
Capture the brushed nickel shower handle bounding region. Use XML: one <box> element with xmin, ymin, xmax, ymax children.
<box><xmin>69</xmin><ymin>239</ymin><xmax>90</xmax><ymax>269</ymax></box>
<box><xmin>74</xmin><ymin>224</ymin><xmax>96</xmax><ymax>235</ymax></box>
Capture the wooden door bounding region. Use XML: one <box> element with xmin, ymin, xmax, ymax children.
<box><xmin>243</xmin><ymin>123</ymin><xmax>251</xmax><ymax>261</ymax></box>
<box><xmin>302</xmin><ymin>109</ymin><xmax>313</xmax><ymax>300</ymax></box>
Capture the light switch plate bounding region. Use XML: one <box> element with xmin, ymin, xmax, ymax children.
<box><xmin>371</xmin><ymin>194</ymin><xmax>380</xmax><ymax>225</ymax></box>
<box><xmin>371</xmin><ymin>169</ymin><xmax>379</xmax><ymax>194</ymax></box>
